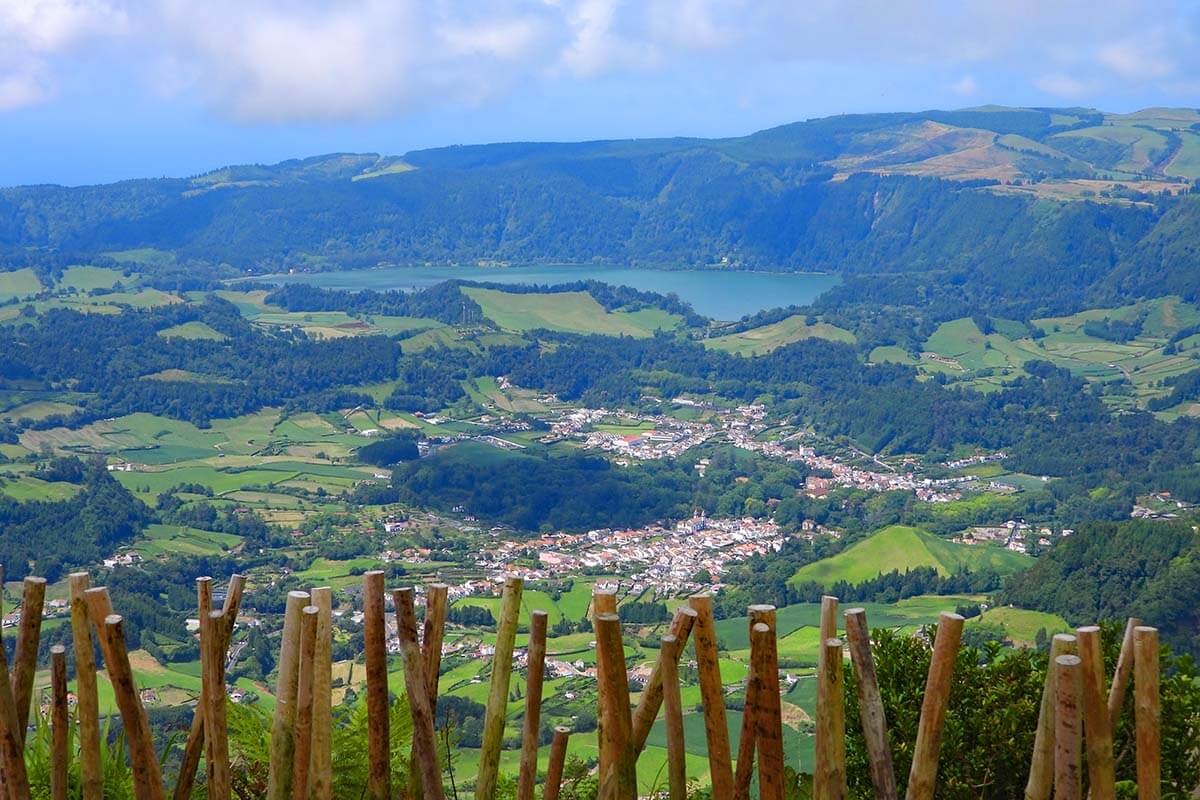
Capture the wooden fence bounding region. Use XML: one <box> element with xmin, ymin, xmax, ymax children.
<box><xmin>0</xmin><ymin>571</ymin><xmax>1166</xmax><ymax>800</ymax></box>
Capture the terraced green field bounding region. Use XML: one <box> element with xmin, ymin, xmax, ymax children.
<box><xmin>135</xmin><ymin>523</ymin><xmax>243</xmax><ymax>558</ymax></box>
<box><xmin>789</xmin><ymin>525</ymin><xmax>1031</xmax><ymax>587</ymax></box>
<box><xmin>464</xmin><ymin>287</ymin><xmax>680</xmax><ymax>336</ymax></box>
<box><xmin>706</xmin><ymin>315</ymin><xmax>855</xmax><ymax>355</ymax></box>
<box><xmin>158</xmin><ymin>321</ymin><xmax>228</xmax><ymax>340</ymax></box>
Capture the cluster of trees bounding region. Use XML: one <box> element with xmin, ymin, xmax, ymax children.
<box><xmin>1147</xmin><ymin>366</ymin><xmax>1200</xmax><ymax>411</ymax></box>
<box><xmin>0</xmin><ymin>457</ymin><xmax>151</xmax><ymax>581</ymax></box>
<box><xmin>792</xmin><ymin>566</ymin><xmax>1003</xmax><ymax>605</ymax></box>
<box><xmin>1001</xmin><ymin>519</ymin><xmax>1200</xmax><ymax>658</ymax></box>
<box><xmin>264</xmin><ymin>281</ymin><xmax>484</xmax><ymax>325</ymax></box>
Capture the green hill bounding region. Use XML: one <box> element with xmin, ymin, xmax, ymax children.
<box><xmin>790</xmin><ymin>525</ymin><xmax>1032</xmax><ymax>587</ymax></box>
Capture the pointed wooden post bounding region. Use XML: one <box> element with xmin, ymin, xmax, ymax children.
<box><xmin>1054</xmin><ymin>654</ymin><xmax>1083</xmax><ymax>800</ymax></box>
<box><xmin>268</xmin><ymin>590</ymin><xmax>310</xmax><ymax>800</ymax></box>
<box><xmin>904</xmin><ymin>612</ymin><xmax>963</xmax><ymax>800</ymax></box>
<box><xmin>593</xmin><ymin>584</ymin><xmax>618</xmax><ymax>788</ymax></box>
<box><xmin>69</xmin><ymin>572</ymin><xmax>103</xmax><ymax>800</ymax></box>
<box><xmin>202</xmin><ymin>609</ymin><xmax>231</xmax><ymax>800</ymax></box>
<box><xmin>409</xmin><ymin>583</ymin><xmax>449</xmax><ymax>799</ymax></box>
<box><xmin>734</xmin><ymin>605</ymin><xmax>775</xmax><ymax>800</ymax></box>
<box><xmin>595</xmin><ymin>611</ymin><xmax>635</xmax><ymax>800</ymax></box>
<box><xmin>754</xmin><ymin>622</ymin><xmax>785</xmax><ymax>800</ymax></box>
<box><xmin>395</xmin><ymin>588</ymin><xmax>445</xmax><ymax>800</ymax></box>
<box><xmin>1024</xmin><ymin>633</ymin><xmax>1076</xmax><ymax>800</ymax></box>
<box><xmin>815</xmin><ymin>595</ymin><xmax>842</xmax><ymax>798</ymax></box>
<box><xmin>175</xmin><ymin>574</ymin><xmax>246</xmax><ymax>800</ymax></box>
<box><xmin>660</xmin><ymin>634</ymin><xmax>687</xmax><ymax>800</ymax></box>
<box><xmin>689</xmin><ymin>593</ymin><xmax>733</xmax><ymax>800</ymax></box>
<box><xmin>0</xmin><ymin>567</ymin><xmax>30</xmax><ymax>800</ymax></box>
<box><xmin>291</xmin><ymin>606</ymin><xmax>319</xmax><ymax>800</ymax></box>
<box><xmin>844</xmin><ymin>608</ymin><xmax>896</xmax><ymax>800</ymax></box>
<box><xmin>476</xmin><ymin>575</ymin><xmax>523</xmax><ymax>800</ymax></box>
<box><xmin>631</xmin><ymin>605</ymin><xmax>696</xmax><ymax>754</ymax></box>
<box><xmin>1107</xmin><ymin>618</ymin><xmax>1139</xmax><ymax>733</ymax></box>
<box><xmin>544</xmin><ymin>727</ymin><xmax>571</xmax><ymax>800</ymax></box>
<box><xmin>1134</xmin><ymin>626</ymin><xmax>1159</xmax><ymax>800</ymax></box>
<box><xmin>1077</xmin><ymin>626</ymin><xmax>1115</xmax><ymax>800</ymax></box>
<box><xmin>815</xmin><ymin>637</ymin><xmax>846</xmax><ymax>800</ymax></box>
<box><xmin>50</xmin><ymin>645</ymin><xmax>69</xmax><ymax>800</ymax></box>
<box><xmin>101</xmin><ymin>614</ymin><xmax>166</xmax><ymax>800</ymax></box>
<box><xmin>11</xmin><ymin>575</ymin><xmax>46</xmax><ymax>742</ymax></box>
<box><xmin>517</xmin><ymin>610</ymin><xmax>549</xmax><ymax>800</ymax></box>
<box><xmin>309</xmin><ymin>586</ymin><xmax>334</xmax><ymax>800</ymax></box>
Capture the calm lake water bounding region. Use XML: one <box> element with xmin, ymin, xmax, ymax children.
<box><xmin>264</xmin><ymin>265</ymin><xmax>839</xmax><ymax>320</ymax></box>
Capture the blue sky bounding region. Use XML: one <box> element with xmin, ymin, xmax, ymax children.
<box><xmin>2</xmin><ymin>0</ymin><xmax>1198</xmax><ymax>187</ymax></box>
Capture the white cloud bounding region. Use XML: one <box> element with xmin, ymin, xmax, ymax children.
<box><xmin>951</xmin><ymin>74</ymin><xmax>978</xmax><ymax>96</ymax></box>
<box><xmin>1035</xmin><ymin>72</ymin><xmax>1089</xmax><ymax>99</ymax></box>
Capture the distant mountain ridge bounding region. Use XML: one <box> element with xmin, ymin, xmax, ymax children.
<box><xmin>1</xmin><ymin>105</ymin><xmax>1198</xmax><ymax>318</ymax></box>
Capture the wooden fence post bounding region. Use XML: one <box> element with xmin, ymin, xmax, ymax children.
<box><xmin>544</xmin><ymin>727</ymin><xmax>571</xmax><ymax>800</ymax></box>
<box><xmin>815</xmin><ymin>637</ymin><xmax>845</xmax><ymax>800</ymax></box>
<box><xmin>1134</xmin><ymin>626</ymin><xmax>1159</xmax><ymax>800</ymax></box>
<box><xmin>11</xmin><ymin>575</ymin><xmax>46</xmax><ymax>742</ymax></box>
<box><xmin>101</xmin><ymin>614</ymin><xmax>166</xmax><ymax>800</ymax></box>
<box><xmin>593</xmin><ymin>584</ymin><xmax>617</xmax><ymax>788</ymax></box>
<box><xmin>734</xmin><ymin>605</ymin><xmax>776</xmax><ymax>800</ymax></box>
<box><xmin>361</xmin><ymin>570</ymin><xmax>390</xmax><ymax>800</ymax></box>
<box><xmin>201</xmin><ymin>609</ymin><xmax>231</xmax><ymax>800</ymax></box>
<box><xmin>68</xmin><ymin>572</ymin><xmax>103</xmax><ymax>800</ymax></box>
<box><xmin>476</xmin><ymin>575</ymin><xmax>523</xmax><ymax>800</ymax></box>
<box><xmin>291</xmin><ymin>606</ymin><xmax>319</xmax><ymax>800</ymax></box>
<box><xmin>630</xmin><ymin>605</ymin><xmax>696</xmax><ymax>754</ymax></box>
<box><xmin>660</xmin><ymin>634</ymin><xmax>687</xmax><ymax>800</ymax></box>
<box><xmin>754</xmin><ymin>622</ymin><xmax>785</xmax><ymax>800</ymax></box>
<box><xmin>395</xmin><ymin>588</ymin><xmax>445</xmax><ymax>800</ymax></box>
<box><xmin>904</xmin><ymin>612</ymin><xmax>963</xmax><ymax>800</ymax></box>
<box><xmin>408</xmin><ymin>582</ymin><xmax>449</xmax><ymax>800</ymax></box>
<box><xmin>175</xmin><ymin>574</ymin><xmax>246</xmax><ymax>800</ymax></box>
<box><xmin>844</xmin><ymin>608</ymin><xmax>896</xmax><ymax>800</ymax></box>
<box><xmin>1054</xmin><ymin>654</ymin><xmax>1083</xmax><ymax>800</ymax></box>
<box><xmin>1107</xmin><ymin>618</ymin><xmax>1139</xmax><ymax>733</ymax></box>
<box><xmin>268</xmin><ymin>590</ymin><xmax>311</xmax><ymax>800</ymax></box>
<box><xmin>50</xmin><ymin>645</ymin><xmax>69</xmax><ymax>800</ymax></box>
<box><xmin>1024</xmin><ymin>633</ymin><xmax>1076</xmax><ymax>800</ymax></box>
<box><xmin>309</xmin><ymin>586</ymin><xmax>334</xmax><ymax>800</ymax></box>
<box><xmin>1077</xmin><ymin>626</ymin><xmax>1115</xmax><ymax>800</ymax></box>
<box><xmin>689</xmin><ymin>593</ymin><xmax>733</xmax><ymax>800</ymax></box>
<box><xmin>595</xmin><ymin>611</ymin><xmax>635</xmax><ymax>800</ymax></box>
<box><xmin>517</xmin><ymin>610</ymin><xmax>549</xmax><ymax>800</ymax></box>
<box><xmin>815</xmin><ymin>596</ymin><xmax>841</xmax><ymax>795</ymax></box>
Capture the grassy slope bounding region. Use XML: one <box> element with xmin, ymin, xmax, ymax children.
<box><xmin>463</xmin><ymin>287</ymin><xmax>677</xmax><ymax>336</ymax></box>
<box><xmin>790</xmin><ymin>525</ymin><xmax>1031</xmax><ymax>587</ymax></box>
<box><xmin>706</xmin><ymin>315</ymin><xmax>855</xmax><ymax>355</ymax></box>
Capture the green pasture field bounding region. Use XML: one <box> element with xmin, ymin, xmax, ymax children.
<box><xmin>59</xmin><ymin>266</ymin><xmax>126</xmax><ymax>291</ymax></box>
<box><xmin>0</xmin><ymin>476</ymin><xmax>82</xmax><ymax>502</ymax></box>
<box><xmin>789</xmin><ymin>525</ymin><xmax>1031</xmax><ymax>587</ymax></box>
<box><xmin>706</xmin><ymin>315</ymin><xmax>855</xmax><ymax>355</ymax></box>
<box><xmin>135</xmin><ymin>523</ymin><xmax>243</xmax><ymax>559</ymax></box>
<box><xmin>972</xmin><ymin>606</ymin><xmax>1070</xmax><ymax>644</ymax></box>
<box><xmin>158</xmin><ymin>321</ymin><xmax>228</xmax><ymax>340</ymax></box>
<box><xmin>114</xmin><ymin>466</ymin><xmax>297</xmax><ymax>498</ymax></box>
<box><xmin>463</xmin><ymin>287</ymin><xmax>678</xmax><ymax>337</ymax></box>
<box><xmin>0</xmin><ymin>268</ymin><xmax>43</xmax><ymax>300</ymax></box>
<box><xmin>1</xmin><ymin>399</ymin><xmax>80</xmax><ymax>421</ymax></box>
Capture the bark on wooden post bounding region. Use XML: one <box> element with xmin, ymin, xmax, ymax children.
<box><xmin>395</xmin><ymin>588</ymin><xmax>445</xmax><ymax>800</ymax></box>
<box><xmin>630</xmin><ymin>605</ymin><xmax>696</xmax><ymax>754</ymax></box>
<box><xmin>410</xmin><ymin>583</ymin><xmax>449</xmax><ymax>799</ymax></box>
<box><xmin>1024</xmin><ymin>633</ymin><xmax>1076</xmax><ymax>800</ymax></box>
<box><xmin>194</xmin><ymin>577</ymin><xmax>214</xmax><ymax>790</ymax></box>
<box><xmin>754</xmin><ymin>622</ymin><xmax>785</xmax><ymax>800</ymax></box>
<box><xmin>815</xmin><ymin>637</ymin><xmax>846</xmax><ymax>800</ymax></box>
<box><xmin>517</xmin><ymin>610</ymin><xmax>549</xmax><ymax>800</ymax></box>
<box><xmin>689</xmin><ymin>593</ymin><xmax>733</xmax><ymax>800</ymax></box>
<box><xmin>476</xmin><ymin>575</ymin><xmax>523</xmax><ymax>800</ymax></box>
<box><xmin>734</xmin><ymin>605</ymin><xmax>776</xmax><ymax>800</ymax></box>
<box><xmin>0</xmin><ymin>568</ymin><xmax>30</xmax><ymax>800</ymax></box>
<box><xmin>361</xmin><ymin>570</ymin><xmax>390</xmax><ymax>800</ymax></box>
<box><xmin>68</xmin><ymin>572</ymin><xmax>103</xmax><ymax>800</ymax></box>
<box><xmin>904</xmin><ymin>612</ymin><xmax>963</xmax><ymax>800</ymax></box>
<box><xmin>11</xmin><ymin>575</ymin><xmax>46</xmax><ymax>741</ymax></box>
<box><xmin>592</xmin><ymin>584</ymin><xmax>618</xmax><ymax>788</ymax></box>
<box><xmin>50</xmin><ymin>645</ymin><xmax>69</xmax><ymax>800</ymax></box>
<box><xmin>309</xmin><ymin>586</ymin><xmax>334</xmax><ymax>800</ymax></box>
<box><xmin>1133</xmin><ymin>626</ymin><xmax>1159</xmax><ymax>800</ymax></box>
<box><xmin>819</xmin><ymin>595</ymin><xmax>839</xmax><ymax>645</ymax></box>
<box><xmin>595</xmin><ymin>611</ymin><xmax>635</xmax><ymax>800</ymax></box>
<box><xmin>1107</xmin><ymin>618</ymin><xmax>1139</xmax><ymax>733</ymax></box>
<box><xmin>101</xmin><ymin>614</ymin><xmax>166</xmax><ymax>800</ymax></box>
<box><xmin>201</xmin><ymin>609</ymin><xmax>231</xmax><ymax>800</ymax></box>
<box><xmin>291</xmin><ymin>606</ymin><xmax>319</xmax><ymax>800</ymax></box>
<box><xmin>1077</xmin><ymin>626</ymin><xmax>1115</xmax><ymax>800</ymax></box>
<box><xmin>82</xmin><ymin>586</ymin><xmax>115</xmax><ymax>625</ymax></box>
<box><xmin>660</xmin><ymin>634</ymin><xmax>687</xmax><ymax>800</ymax></box>
<box><xmin>268</xmin><ymin>590</ymin><xmax>311</xmax><ymax>800</ymax></box>
<box><xmin>175</xmin><ymin>574</ymin><xmax>246</xmax><ymax>800</ymax></box>
<box><xmin>1054</xmin><ymin>654</ymin><xmax>1083</xmax><ymax>800</ymax></box>
<box><xmin>844</xmin><ymin>608</ymin><xmax>896</xmax><ymax>800</ymax></box>
<box><xmin>544</xmin><ymin>727</ymin><xmax>571</xmax><ymax>800</ymax></box>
